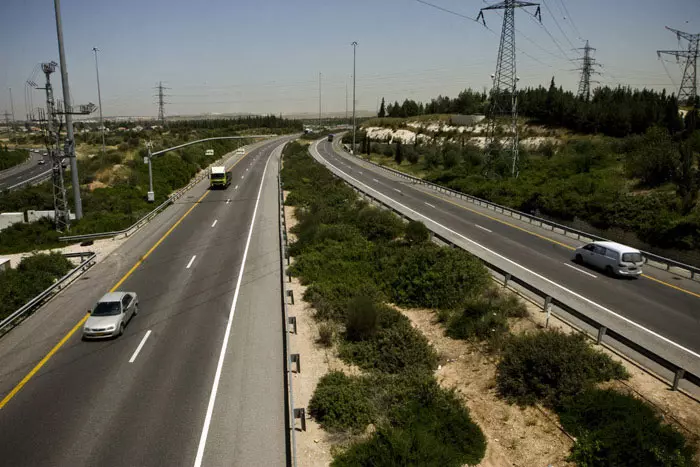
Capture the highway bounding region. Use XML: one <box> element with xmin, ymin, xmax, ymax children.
<box><xmin>0</xmin><ymin>149</ymin><xmax>52</xmax><ymax>191</ymax></box>
<box><xmin>0</xmin><ymin>138</ymin><xmax>292</xmax><ymax>466</ymax></box>
<box><xmin>312</xmin><ymin>139</ymin><xmax>700</xmax><ymax>373</ymax></box>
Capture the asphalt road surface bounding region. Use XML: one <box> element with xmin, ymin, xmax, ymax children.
<box><xmin>314</xmin><ymin>139</ymin><xmax>700</xmax><ymax>358</ymax></box>
<box><xmin>0</xmin><ymin>138</ymin><xmax>291</xmax><ymax>466</ymax></box>
<box><xmin>0</xmin><ymin>149</ymin><xmax>53</xmax><ymax>191</ymax></box>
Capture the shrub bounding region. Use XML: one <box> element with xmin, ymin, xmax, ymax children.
<box><xmin>496</xmin><ymin>330</ymin><xmax>629</xmax><ymax>407</ymax></box>
<box><xmin>339</xmin><ymin>319</ymin><xmax>438</xmax><ymax>374</ymax></box>
<box><xmin>381</xmin><ymin>144</ymin><xmax>394</xmax><ymax>158</ymax></box>
<box><xmin>558</xmin><ymin>389</ymin><xmax>695</xmax><ymax>466</ymax></box>
<box><xmin>0</xmin><ymin>218</ymin><xmax>64</xmax><ymax>254</ymax></box>
<box><xmin>333</xmin><ymin>378</ymin><xmax>486</xmax><ymax>467</ymax></box>
<box><xmin>446</xmin><ymin>288</ymin><xmax>527</xmax><ymax>347</ymax></box>
<box><xmin>355</xmin><ymin>206</ymin><xmax>405</xmax><ymax>242</ymax></box>
<box><xmin>404</xmin><ymin>220</ymin><xmax>430</xmax><ymax>244</ymax></box>
<box><xmin>308</xmin><ymin>371</ymin><xmax>373</xmax><ymax>432</ymax></box>
<box><xmin>345</xmin><ymin>295</ymin><xmax>380</xmax><ymax>341</ymax></box>
<box><xmin>318</xmin><ymin>322</ymin><xmax>334</xmax><ymax>347</ymax></box>
<box><xmin>404</xmin><ymin>145</ymin><xmax>419</xmax><ymax>164</ymax></box>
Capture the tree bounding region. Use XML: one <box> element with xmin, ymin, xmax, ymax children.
<box><xmin>674</xmin><ymin>141</ymin><xmax>699</xmax><ymax>214</ymax></box>
<box><xmin>624</xmin><ymin>126</ymin><xmax>678</xmax><ymax>187</ymax></box>
<box><xmin>395</xmin><ymin>140</ymin><xmax>404</xmax><ymax>164</ymax></box>
<box><xmin>378</xmin><ymin>98</ymin><xmax>386</xmax><ymax>118</ymax></box>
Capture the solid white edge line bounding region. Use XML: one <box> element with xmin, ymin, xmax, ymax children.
<box><xmin>475</xmin><ymin>224</ymin><xmax>493</xmax><ymax>233</ymax></box>
<box><xmin>565</xmin><ymin>263</ymin><xmax>597</xmax><ymax>278</ymax></box>
<box><xmin>424</xmin><ymin>202</ymin><xmax>436</xmax><ymax>208</ymax></box>
<box><xmin>312</xmin><ymin>141</ymin><xmax>700</xmax><ymax>360</ymax></box>
<box><xmin>128</xmin><ymin>330</ymin><xmax>152</xmax><ymax>363</ymax></box>
<box><xmin>193</xmin><ymin>143</ymin><xmax>276</xmax><ymax>467</ymax></box>
<box><xmin>186</xmin><ymin>255</ymin><xmax>196</xmax><ymax>269</ymax></box>
<box><xmin>211</xmin><ymin>220</ymin><xmax>218</xmax><ymax>228</ymax></box>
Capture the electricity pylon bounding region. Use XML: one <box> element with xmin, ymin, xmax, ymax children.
<box><xmin>658</xmin><ymin>27</ymin><xmax>699</xmax><ymax>107</ymax></box>
<box><xmin>576</xmin><ymin>40</ymin><xmax>599</xmax><ymax>101</ymax></box>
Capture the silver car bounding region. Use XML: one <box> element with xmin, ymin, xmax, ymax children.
<box><xmin>83</xmin><ymin>292</ymin><xmax>139</xmax><ymax>339</ymax></box>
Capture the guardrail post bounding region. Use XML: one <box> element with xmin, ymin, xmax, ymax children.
<box><xmin>672</xmin><ymin>369</ymin><xmax>685</xmax><ymax>391</ymax></box>
<box><xmin>287</xmin><ymin>289</ymin><xmax>295</xmax><ymax>305</ymax></box>
<box><xmin>596</xmin><ymin>326</ymin><xmax>607</xmax><ymax>345</ymax></box>
<box><xmin>293</xmin><ymin>408</ymin><xmax>306</xmax><ymax>432</ymax></box>
<box><xmin>288</xmin><ymin>316</ymin><xmax>297</xmax><ymax>334</ymax></box>
<box><xmin>544</xmin><ymin>296</ymin><xmax>552</xmax><ymax>328</ymax></box>
<box><xmin>290</xmin><ymin>353</ymin><xmax>301</xmax><ymax>373</ymax></box>
<box><xmin>503</xmin><ymin>273</ymin><xmax>511</xmax><ymax>288</ymax></box>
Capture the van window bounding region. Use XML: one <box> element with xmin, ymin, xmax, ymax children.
<box><xmin>593</xmin><ymin>245</ymin><xmax>606</xmax><ymax>255</ymax></box>
<box><xmin>622</xmin><ymin>252</ymin><xmax>642</xmax><ymax>263</ymax></box>
<box><xmin>605</xmin><ymin>249</ymin><xmax>619</xmax><ymax>260</ymax></box>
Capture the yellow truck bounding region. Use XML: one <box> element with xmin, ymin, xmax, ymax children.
<box><xmin>209</xmin><ymin>166</ymin><xmax>232</xmax><ymax>189</ymax></box>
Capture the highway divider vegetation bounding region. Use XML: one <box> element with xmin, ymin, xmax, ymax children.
<box><xmin>0</xmin><ymin>146</ymin><xmax>28</xmax><ymax>171</ymax></box>
<box><xmin>282</xmin><ymin>140</ymin><xmax>697</xmax><ymax>466</ymax></box>
<box><xmin>0</xmin><ymin>117</ymin><xmax>299</xmax><ymax>254</ymax></box>
<box><xmin>0</xmin><ymin>252</ymin><xmax>73</xmax><ymax>323</ymax></box>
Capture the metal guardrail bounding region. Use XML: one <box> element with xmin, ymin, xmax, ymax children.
<box><xmin>277</xmin><ymin>165</ymin><xmax>298</xmax><ymax>467</ymax></box>
<box><xmin>58</xmin><ymin>140</ymin><xmax>269</xmax><ymax>243</ymax></box>
<box><xmin>0</xmin><ymin>251</ymin><xmax>97</xmax><ymax>334</ymax></box>
<box><xmin>340</xmin><ymin>143</ymin><xmax>700</xmax><ymax>280</ymax></box>
<box><xmin>316</xmin><ymin>143</ymin><xmax>698</xmax><ymax>392</ymax></box>
<box><xmin>6</xmin><ymin>169</ymin><xmax>53</xmax><ymax>191</ymax></box>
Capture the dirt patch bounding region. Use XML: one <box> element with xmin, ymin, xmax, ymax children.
<box><xmin>87</xmin><ymin>180</ymin><xmax>108</xmax><ymax>191</ymax></box>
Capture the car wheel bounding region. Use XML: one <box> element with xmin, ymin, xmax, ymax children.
<box><xmin>133</xmin><ymin>305</ymin><xmax>139</xmax><ymax>316</ymax></box>
<box><xmin>119</xmin><ymin>323</ymin><xmax>125</xmax><ymax>336</ymax></box>
<box><xmin>605</xmin><ymin>265</ymin><xmax>614</xmax><ymax>277</ymax></box>
<box><xmin>575</xmin><ymin>254</ymin><xmax>583</xmax><ymax>264</ymax></box>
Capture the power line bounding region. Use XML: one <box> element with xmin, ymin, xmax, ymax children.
<box><xmin>541</xmin><ymin>0</ymin><xmax>576</xmax><ymax>49</ymax></box>
<box><xmin>556</xmin><ymin>0</ymin><xmax>582</xmax><ymax>40</ymax></box>
<box><xmin>414</xmin><ymin>0</ymin><xmax>479</xmax><ymax>22</ymax></box>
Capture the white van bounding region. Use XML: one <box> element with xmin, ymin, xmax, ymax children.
<box><xmin>573</xmin><ymin>241</ymin><xmax>644</xmax><ymax>277</ymax></box>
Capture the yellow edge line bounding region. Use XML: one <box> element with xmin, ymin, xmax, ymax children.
<box><xmin>418</xmin><ymin>182</ymin><xmax>700</xmax><ymax>300</ymax></box>
<box><xmin>0</xmin><ymin>149</ymin><xmax>253</xmax><ymax>410</ymax></box>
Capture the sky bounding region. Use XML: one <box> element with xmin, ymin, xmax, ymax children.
<box><xmin>0</xmin><ymin>0</ymin><xmax>698</xmax><ymax>119</ymax></box>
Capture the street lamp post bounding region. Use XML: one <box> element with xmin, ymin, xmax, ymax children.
<box><xmin>92</xmin><ymin>47</ymin><xmax>106</xmax><ymax>156</ymax></box>
<box><xmin>351</xmin><ymin>41</ymin><xmax>358</xmax><ymax>154</ymax></box>
<box><xmin>145</xmin><ymin>141</ymin><xmax>154</xmax><ymax>202</ymax></box>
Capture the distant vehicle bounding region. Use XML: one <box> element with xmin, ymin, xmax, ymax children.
<box><xmin>42</xmin><ymin>152</ymin><xmax>48</xmax><ymax>157</ymax></box>
<box><xmin>83</xmin><ymin>292</ymin><xmax>139</xmax><ymax>339</ymax></box>
<box><xmin>327</xmin><ymin>134</ymin><xmax>334</xmax><ymax>142</ymax></box>
<box><xmin>235</xmin><ymin>148</ymin><xmax>245</xmax><ymax>156</ymax></box>
<box><xmin>574</xmin><ymin>241</ymin><xmax>644</xmax><ymax>277</ymax></box>
<box><xmin>205</xmin><ymin>149</ymin><xmax>215</xmax><ymax>157</ymax></box>
<box><xmin>209</xmin><ymin>166</ymin><xmax>232</xmax><ymax>189</ymax></box>
<box><xmin>37</xmin><ymin>159</ymin><xmax>45</xmax><ymax>165</ymax></box>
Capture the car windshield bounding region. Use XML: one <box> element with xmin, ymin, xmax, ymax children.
<box><xmin>91</xmin><ymin>301</ymin><xmax>121</xmax><ymax>316</ymax></box>
<box><xmin>622</xmin><ymin>252</ymin><xmax>642</xmax><ymax>263</ymax></box>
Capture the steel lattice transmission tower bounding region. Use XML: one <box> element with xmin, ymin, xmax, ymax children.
<box><xmin>155</xmin><ymin>81</ymin><xmax>170</xmax><ymax>125</ymax></box>
<box><xmin>658</xmin><ymin>27</ymin><xmax>700</xmax><ymax>106</ymax></box>
<box><xmin>39</xmin><ymin>62</ymin><xmax>71</xmax><ymax>232</ymax></box>
<box><xmin>477</xmin><ymin>0</ymin><xmax>541</xmax><ymax>178</ymax></box>
<box><xmin>576</xmin><ymin>40</ymin><xmax>599</xmax><ymax>101</ymax></box>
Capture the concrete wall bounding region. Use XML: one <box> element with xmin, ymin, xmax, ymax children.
<box><xmin>0</xmin><ymin>258</ymin><xmax>10</xmax><ymax>272</ymax></box>
<box><xmin>0</xmin><ymin>212</ymin><xmax>25</xmax><ymax>231</ymax></box>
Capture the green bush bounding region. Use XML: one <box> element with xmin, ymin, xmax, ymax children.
<box><xmin>308</xmin><ymin>371</ymin><xmax>373</xmax><ymax>432</ymax></box>
<box><xmin>339</xmin><ymin>317</ymin><xmax>438</xmax><ymax>374</ymax></box>
<box><xmin>0</xmin><ymin>252</ymin><xmax>73</xmax><ymax>320</ymax></box>
<box><xmin>0</xmin><ymin>148</ymin><xmax>28</xmax><ymax>170</ymax></box>
<box><xmin>333</xmin><ymin>377</ymin><xmax>486</xmax><ymax>467</ymax></box>
<box><xmin>496</xmin><ymin>330</ymin><xmax>629</xmax><ymax>407</ymax></box>
<box><xmin>558</xmin><ymin>389</ymin><xmax>695</xmax><ymax>466</ymax></box>
<box><xmin>0</xmin><ymin>219</ymin><xmax>65</xmax><ymax>254</ymax></box>
<box><xmin>446</xmin><ymin>288</ymin><xmax>527</xmax><ymax>347</ymax></box>
<box><xmin>345</xmin><ymin>295</ymin><xmax>380</xmax><ymax>341</ymax></box>
<box><xmin>318</xmin><ymin>322</ymin><xmax>334</xmax><ymax>347</ymax></box>
<box><xmin>354</xmin><ymin>206</ymin><xmax>405</xmax><ymax>242</ymax></box>
<box><xmin>405</xmin><ymin>220</ymin><xmax>430</xmax><ymax>244</ymax></box>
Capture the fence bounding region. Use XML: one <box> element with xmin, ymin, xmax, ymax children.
<box><xmin>340</xmin><ymin>144</ymin><xmax>700</xmax><ymax>280</ymax></box>
<box><xmin>6</xmin><ymin>169</ymin><xmax>52</xmax><ymax>191</ymax></box>
<box><xmin>314</xmin><ymin>142</ymin><xmax>699</xmax><ymax>393</ymax></box>
<box><xmin>277</xmin><ymin>165</ymin><xmax>298</xmax><ymax>467</ymax></box>
<box><xmin>0</xmin><ymin>251</ymin><xmax>97</xmax><ymax>334</ymax></box>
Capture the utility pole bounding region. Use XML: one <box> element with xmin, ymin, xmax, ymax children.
<box><xmin>576</xmin><ymin>40</ymin><xmax>599</xmax><ymax>101</ymax></box>
<box><xmin>477</xmin><ymin>0</ymin><xmax>541</xmax><ymax>178</ymax></box>
<box><xmin>318</xmin><ymin>72</ymin><xmax>322</xmax><ymax>129</ymax></box>
<box><xmin>54</xmin><ymin>0</ymin><xmax>83</xmax><ymax>220</ymax></box>
<box><xmin>658</xmin><ymin>27</ymin><xmax>699</xmax><ymax>106</ymax></box>
<box><xmin>3</xmin><ymin>111</ymin><xmax>11</xmax><ymax>140</ymax></box>
<box><xmin>92</xmin><ymin>47</ymin><xmax>106</xmax><ymax>155</ymax></box>
<box><xmin>352</xmin><ymin>41</ymin><xmax>358</xmax><ymax>155</ymax></box>
<box><xmin>345</xmin><ymin>80</ymin><xmax>348</xmax><ymax>124</ymax></box>
<box><xmin>9</xmin><ymin>88</ymin><xmax>16</xmax><ymax>135</ymax></box>
<box><xmin>155</xmin><ymin>81</ymin><xmax>169</xmax><ymax>125</ymax></box>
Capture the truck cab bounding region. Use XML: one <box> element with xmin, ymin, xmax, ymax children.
<box><xmin>327</xmin><ymin>134</ymin><xmax>334</xmax><ymax>142</ymax></box>
<box><xmin>209</xmin><ymin>166</ymin><xmax>231</xmax><ymax>189</ymax></box>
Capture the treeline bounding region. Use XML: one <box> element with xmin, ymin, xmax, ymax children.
<box><xmin>379</xmin><ymin>82</ymin><xmax>695</xmax><ymax>137</ymax></box>
<box><xmin>0</xmin><ymin>147</ymin><xmax>28</xmax><ymax>171</ymax></box>
<box><xmin>154</xmin><ymin>115</ymin><xmax>301</xmax><ymax>131</ymax></box>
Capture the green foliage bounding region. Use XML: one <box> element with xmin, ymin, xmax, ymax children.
<box><xmin>332</xmin><ymin>376</ymin><xmax>486</xmax><ymax>467</ymax></box>
<box><xmin>445</xmin><ymin>288</ymin><xmax>528</xmax><ymax>349</ymax></box>
<box><xmin>0</xmin><ymin>252</ymin><xmax>73</xmax><ymax>321</ymax></box>
<box><xmin>381</xmin><ymin>144</ymin><xmax>394</xmax><ymax>158</ymax></box>
<box><xmin>404</xmin><ymin>220</ymin><xmax>430</xmax><ymax>244</ymax></box>
<box><xmin>624</xmin><ymin>126</ymin><xmax>679</xmax><ymax>187</ymax></box>
<box><xmin>354</xmin><ymin>206</ymin><xmax>405</xmax><ymax>242</ymax></box>
<box><xmin>345</xmin><ymin>295</ymin><xmax>380</xmax><ymax>341</ymax></box>
<box><xmin>558</xmin><ymin>389</ymin><xmax>696</xmax><ymax>467</ymax></box>
<box><xmin>0</xmin><ymin>148</ymin><xmax>28</xmax><ymax>170</ymax></box>
<box><xmin>394</xmin><ymin>141</ymin><xmax>404</xmax><ymax>164</ymax></box>
<box><xmin>496</xmin><ymin>330</ymin><xmax>629</xmax><ymax>407</ymax></box>
<box><xmin>0</xmin><ymin>219</ymin><xmax>64</xmax><ymax>254</ymax></box>
<box><xmin>308</xmin><ymin>371</ymin><xmax>373</xmax><ymax>432</ymax></box>
<box><xmin>318</xmin><ymin>322</ymin><xmax>334</xmax><ymax>347</ymax></box>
